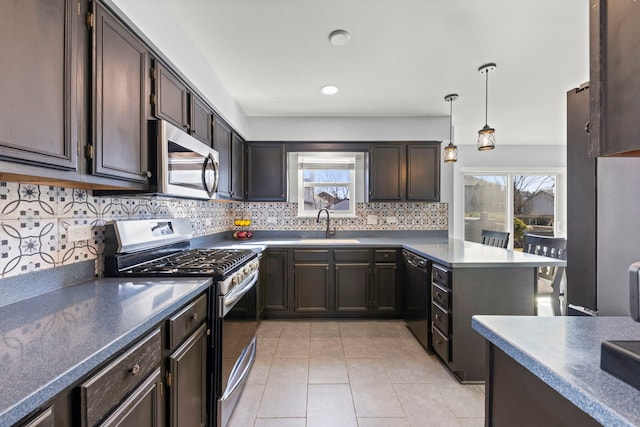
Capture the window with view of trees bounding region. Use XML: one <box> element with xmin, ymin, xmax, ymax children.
<box><xmin>297</xmin><ymin>155</ymin><xmax>356</xmax><ymax>217</ymax></box>
<box><xmin>464</xmin><ymin>172</ymin><xmax>563</xmax><ymax>249</ymax></box>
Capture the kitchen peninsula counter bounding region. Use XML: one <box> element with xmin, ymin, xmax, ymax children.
<box><xmin>209</xmin><ymin>235</ymin><xmax>565</xmax><ymax>268</ymax></box>
<box><xmin>0</xmin><ymin>277</ymin><xmax>211</xmax><ymax>426</ymax></box>
<box><xmin>473</xmin><ymin>315</ymin><xmax>640</xmax><ymax>426</ymax></box>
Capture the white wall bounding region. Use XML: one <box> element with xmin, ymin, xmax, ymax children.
<box><xmin>449</xmin><ymin>144</ymin><xmax>567</xmax><ymax>239</ymax></box>
<box><xmin>247</xmin><ymin>116</ymin><xmax>449</xmax><ymax>142</ymax></box>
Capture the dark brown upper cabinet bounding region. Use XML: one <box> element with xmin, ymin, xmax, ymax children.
<box><xmin>214</xmin><ymin>124</ymin><xmax>244</xmax><ymax>201</ymax></box>
<box><xmin>190</xmin><ymin>94</ymin><xmax>213</xmax><ymax>146</ymax></box>
<box><xmin>91</xmin><ymin>3</ymin><xmax>150</xmax><ymax>184</ymax></box>
<box><xmin>370</xmin><ymin>144</ymin><xmax>404</xmax><ymax>201</ymax></box>
<box><xmin>152</xmin><ymin>60</ymin><xmax>189</xmax><ymax>132</ymax></box>
<box><xmin>589</xmin><ymin>0</ymin><xmax>640</xmax><ymax>156</ymax></box>
<box><xmin>406</xmin><ymin>143</ymin><xmax>440</xmax><ymax>200</ymax></box>
<box><xmin>369</xmin><ymin>142</ymin><xmax>440</xmax><ymax>201</ymax></box>
<box><xmin>213</xmin><ymin>115</ymin><xmax>232</xmax><ymax>199</ymax></box>
<box><xmin>0</xmin><ymin>0</ymin><xmax>80</xmax><ymax>171</ymax></box>
<box><xmin>246</xmin><ymin>142</ymin><xmax>287</xmax><ymax>201</ymax></box>
<box><xmin>230</xmin><ymin>131</ymin><xmax>245</xmax><ymax>200</ymax></box>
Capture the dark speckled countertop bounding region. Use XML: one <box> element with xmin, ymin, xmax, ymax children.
<box><xmin>0</xmin><ymin>277</ymin><xmax>211</xmax><ymax>426</ymax></box>
<box><xmin>472</xmin><ymin>316</ymin><xmax>640</xmax><ymax>427</ymax></box>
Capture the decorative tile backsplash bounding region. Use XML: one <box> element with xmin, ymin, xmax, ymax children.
<box><xmin>0</xmin><ymin>181</ymin><xmax>447</xmax><ymax>280</ymax></box>
<box><xmin>230</xmin><ymin>202</ymin><xmax>448</xmax><ymax>232</ymax></box>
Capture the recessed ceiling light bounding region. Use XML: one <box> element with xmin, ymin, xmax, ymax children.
<box><xmin>329</xmin><ymin>30</ymin><xmax>350</xmax><ymax>46</ymax></box>
<box><xmin>320</xmin><ymin>85</ymin><xmax>339</xmax><ymax>95</ymax></box>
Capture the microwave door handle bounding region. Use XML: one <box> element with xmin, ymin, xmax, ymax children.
<box><xmin>212</xmin><ymin>156</ymin><xmax>219</xmax><ymax>193</ymax></box>
<box><xmin>202</xmin><ymin>154</ymin><xmax>217</xmax><ymax>198</ymax></box>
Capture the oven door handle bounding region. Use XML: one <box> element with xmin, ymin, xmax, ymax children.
<box><xmin>220</xmin><ymin>336</ymin><xmax>257</xmax><ymax>402</ymax></box>
<box><xmin>220</xmin><ymin>270</ymin><xmax>259</xmax><ymax>317</ymax></box>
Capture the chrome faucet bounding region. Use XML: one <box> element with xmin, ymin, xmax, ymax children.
<box><xmin>316</xmin><ymin>208</ymin><xmax>336</xmax><ymax>238</ymax></box>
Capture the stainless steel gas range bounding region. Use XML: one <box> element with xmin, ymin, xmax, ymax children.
<box><xmin>104</xmin><ymin>218</ymin><xmax>260</xmax><ymax>427</ymax></box>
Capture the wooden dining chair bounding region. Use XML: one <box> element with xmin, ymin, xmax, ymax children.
<box><xmin>522</xmin><ymin>233</ymin><xmax>567</xmax><ymax>315</ymax></box>
<box><xmin>480</xmin><ymin>229</ymin><xmax>510</xmax><ymax>249</ymax></box>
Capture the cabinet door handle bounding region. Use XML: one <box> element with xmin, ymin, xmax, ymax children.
<box><xmin>585</xmin><ymin>121</ymin><xmax>590</xmax><ymax>134</ymax></box>
<box><xmin>130</xmin><ymin>363</ymin><xmax>141</xmax><ymax>377</ymax></box>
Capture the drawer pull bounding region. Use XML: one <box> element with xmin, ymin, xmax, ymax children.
<box><xmin>191</xmin><ymin>312</ymin><xmax>198</xmax><ymax>322</ymax></box>
<box><xmin>435</xmin><ymin>313</ymin><xmax>440</xmax><ymax>321</ymax></box>
<box><xmin>130</xmin><ymin>363</ymin><xmax>141</xmax><ymax>377</ymax></box>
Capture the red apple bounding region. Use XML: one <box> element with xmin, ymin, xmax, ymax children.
<box><xmin>246</xmin><ymin>231</ymin><xmax>253</xmax><ymax>238</ymax></box>
<box><xmin>236</xmin><ymin>231</ymin><xmax>247</xmax><ymax>239</ymax></box>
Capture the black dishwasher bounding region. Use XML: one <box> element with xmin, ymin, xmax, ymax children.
<box><xmin>402</xmin><ymin>250</ymin><xmax>432</xmax><ymax>351</ymax></box>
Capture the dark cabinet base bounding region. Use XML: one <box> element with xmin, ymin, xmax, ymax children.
<box><xmin>486</xmin><ymin>344</ymin><xmax>600</xmax><ymax>427</ymax></box>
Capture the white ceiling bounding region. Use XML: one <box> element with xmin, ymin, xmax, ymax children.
<box><xmin>113</xmin><ymin>0</ymin><xmax>589</xmax><ymax>145</ymax></box>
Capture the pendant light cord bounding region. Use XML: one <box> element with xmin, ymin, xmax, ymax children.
<box><xmin>484</xmin><ymin>70</ymin><xmax>489</xmax><ymax>126</ymax></box>
<box><xmin>449</xmin><ymin>98</ymin><xmax>453</xmax><ymax>143</ymax></box>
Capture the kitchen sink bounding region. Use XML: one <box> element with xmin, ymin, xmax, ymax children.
<box><xmin>298</xmin><ymin>239</ymin><xmax>360</xmax><ymax>244</ymax></box>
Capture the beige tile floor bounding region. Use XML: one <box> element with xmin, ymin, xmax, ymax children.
<box><xmin>228</xmin><ymin>320</ymin><xmax>485</xmax><ymax>427</ymax></box>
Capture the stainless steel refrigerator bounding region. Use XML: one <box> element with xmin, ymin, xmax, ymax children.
<box><xmin>567</xmin><ymin>84</ymin><xmax>640</xmax><ymax>315</ymax></box>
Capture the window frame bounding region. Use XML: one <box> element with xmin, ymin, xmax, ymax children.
<box><xmin>296</xmin><ymin>154</ymin><xmax>357</xmax><ymax>218</ymax></box>
<box><xmin>460</xmin><ymin>167</ymin><xmax>566</xmax><ymax>249</ymax></box>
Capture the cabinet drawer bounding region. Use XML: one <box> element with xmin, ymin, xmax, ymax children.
<box><xmin>167</xmin><ymin>293</ymin><xmax>207</xmax><ymax>349</ymax></box>
<box><xmin>335</xmin><ymin>249</ymin><xmax>370</xmax><ymax>262</ymax></box>
<box><xmin>432</xmin><ymin>264</ymin><xmax>451</xmax><ymax>287</ymax></box>
<box><xmin>294</xmin><ymin>250</ymin><xmax>330</xmax><ymax>262</ymax></box>
<box><xmin>432</xmin><ymin>283</ymin><xmax>451</xmax><ymax>310</ymax></box>
<box><xmin>432</xmin><ymin>325</ymin><xmax>450</xmax><ymax>363</ymax></box>
<box><xmin>22</xmin><ymin>407</ymin><xmax>53</xmax><ymax>427</ymax></box>
<box><xmin>375</xmin><ymin>249</ymin><xmax>397</xmax><ymax>263</ymax></box>
<box><xmin>431</xmin><ymin>302</ymin><xmax>450</xmax><ymax>336</ymax></box>
<box><xmin>80</xmin><ymin>329</ymin><xmax>161</xmax><ymax>427</ymax></box>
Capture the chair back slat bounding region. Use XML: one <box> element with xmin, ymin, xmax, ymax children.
<box><xmin>480</xmin><ymin>229</ymin><xmax>510</xmax><ymax>249</ymax></box>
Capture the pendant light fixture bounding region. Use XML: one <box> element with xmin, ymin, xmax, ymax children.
<box><xmin>443</xmin><ymin>94</ymin><xmax>459</xmax><ymax>163</ymax></box>
<box><xmin>477</xmin><ymin>63</ymin><xmax>497</xmax><ymax>151</ymax></box>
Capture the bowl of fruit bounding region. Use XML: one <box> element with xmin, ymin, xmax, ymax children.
<box><xmin>233</xmin><ymin>230</ymin><xmax>253</xmax><ymax>240</ymax></box>
<box><xmin>233</xmin><ymin>218</ymin><xmax>253</xmax><ymax>240</ymax></box>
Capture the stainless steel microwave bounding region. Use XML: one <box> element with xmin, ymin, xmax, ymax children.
<box><xmin>155</xmin><ymin>120</ymin><xmax>219</xmax><ymax>200</ymax></box>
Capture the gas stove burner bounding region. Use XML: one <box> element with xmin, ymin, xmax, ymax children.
<box><xmin>121</xmin><ymin>247</ymin><xmax>256</xmax><ymax>279</ymax></box>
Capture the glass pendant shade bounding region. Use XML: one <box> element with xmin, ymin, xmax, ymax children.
<box><xmin>444</xmin><ymin>142</ymin><xmax>458</xmax><ymax>162</ymax></box>
<box><xmin>477</xmin><ymin>125</ymin><xmax>495</xmax><ymax>151</ymax></box>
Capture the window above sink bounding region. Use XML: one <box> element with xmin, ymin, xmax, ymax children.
<box><xmin>288</xmin><ymin>152</ymin><xmax>367</xmax><ymax>218</ymax></box>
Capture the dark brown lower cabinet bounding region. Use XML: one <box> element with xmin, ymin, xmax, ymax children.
<box><xmin>294</xmin><ymin>263</ymin><xmax>330</xmax><ymax>313</ymax></box>
<box><xmin>99</xmin><ymin>368</ymin><xmax>163</xmax><ymax>427</ymax></box>
<box><xmin>373</xmin><ymin>262</ymin><xmax>399</xmax><ymax>314</ymax></box>
<box><xmin>262</xmin><ymin>249</ymin><xmax>289</xmax><ymax>313</ymax></box>
<box><xmin>262</xmin><ymin>247</ymin><xmax>401</xmax><ymax>318</ymax></box>
<box><xmin>166</xmin><ymin>323</ymin><xmax>208</xmax><ymax>427</ymax></box>
<box><xmin>80</xmin><ymin>329</ymin><xmax>162</xmax><ymax>427</ymax></box>
<box><xmin>486</xmin><ymin>343</ymin><xmax>600</xmax><ymax>426</ymax></box>
<box><xmin>335</xmin><ymin>263</ymin><xmax>370</xmax><ymax>313</ymax></box>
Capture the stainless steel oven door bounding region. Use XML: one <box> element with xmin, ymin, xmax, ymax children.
<box><xmin>217</xmin><ymin>270</ymin><xmax>258</xmax><ymax>427</ymax></box>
